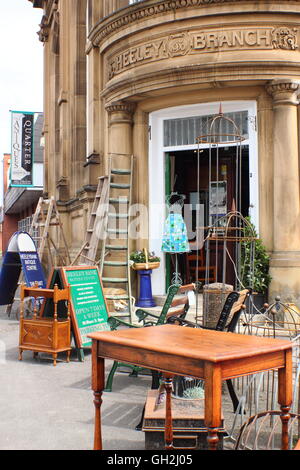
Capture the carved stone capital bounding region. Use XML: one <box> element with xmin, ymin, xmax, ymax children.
<box><xmin>38</xmin><ymin>15</ymin><xmax>50</xmax><ymax>43</ymax></box>
<box><xmin>84</xmin><ymin>153</ymin><xmax>101</xmax><ymax>167</ymax></box>
<box><xmin>105</xmin><ymin>100</ymin><xmax>136</xmax><ymax>124</ymax></box>
<box><xmin>56</xmin><ymin>176</ymin><xmax>69</xmax><ymax>201</ymax></box>
<box><xmin>106</xmin><ymin>100</ymin><xmax>136</xmax><ymax>115</ymax></box>
<box><xmin>266</xmin><ymin>79</ymin><xmax>300</xmax><ymax>106</ymax></box>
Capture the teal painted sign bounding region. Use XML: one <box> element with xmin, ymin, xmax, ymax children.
<box><xmin>61</xmin><ymin>266</ymin><xmax>109</xmax><ymax>348</ymax></box>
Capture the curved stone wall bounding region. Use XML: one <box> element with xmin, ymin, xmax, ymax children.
<box><xmin>89</xmin><ymin>0</ymin><xmax>300</xmax><ymax>103</ymax></box>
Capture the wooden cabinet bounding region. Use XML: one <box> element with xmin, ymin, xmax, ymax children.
<box><xmin>19</xmin><ymin>284</ymin><xmax>71</xmax><ymax>366</ymax></box>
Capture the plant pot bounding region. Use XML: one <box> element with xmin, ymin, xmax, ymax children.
<box><xmin>132</xmin><ymin>262</ymin><xmax>160</xmax><ymax>271</ymax></box>
<box><xmin>135</xmin><ymin>269</ymin><xmax>157</xmax><ymax>308</ymax></box>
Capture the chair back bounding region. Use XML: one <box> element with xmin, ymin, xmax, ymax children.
<box><xmin>155</xmin><ymin>284</ymin><xmax>181</xmax><ymax>325</ymax></box>
<box><xmin>165</xmin><ymin>283</ymin><xmax>196</xmax><ymax>323</ymax></box>
<box><xmin>215</xmin><ymin>289</ymin><xmax>250</xmax><ymax>332</ymax></box>
<box><xmin>234</xmin><ymin>411</ymin><xmax>300</xmax><ymax>450</ymax></box>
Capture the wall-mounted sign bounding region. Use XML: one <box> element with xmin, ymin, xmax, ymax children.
<box><xmin>108</xmin><ymin>26</ymin><xmax>299</xmax><ymax>79</ymax></box>
<box><xmin>10</xmin><ymin>111</ymin><xmax>34</xmax><ymax>187</ymax></box>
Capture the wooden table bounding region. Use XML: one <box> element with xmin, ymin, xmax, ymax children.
<box><xmin>88</xmin><ymin>324</ymin><xmax>293</xmax><ymax>451</ymax></box>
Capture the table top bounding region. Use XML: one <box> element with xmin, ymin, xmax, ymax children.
<box><xmin>88</xmin><ymin>324</ymin><xmax>292</xmax><ymax>364</ymax></box>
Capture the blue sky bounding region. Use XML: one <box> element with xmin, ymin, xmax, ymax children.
<box><xmin>0</xmin><ymin>1</ymin><xmax>43</xmax><ymax>203</ymax></box>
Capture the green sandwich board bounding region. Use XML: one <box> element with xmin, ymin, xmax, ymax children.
<box><xmin>60</xmin><ymin>266</ymin><xmax>110</xmax><ymax>348</ymax></box>
<box><xmin>45</xmin><ymin>266</ymin><xmax>110</xmax><ymax>361</ymax></box>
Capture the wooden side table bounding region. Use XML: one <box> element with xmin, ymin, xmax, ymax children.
<box><xmin>88</xmin><ymin>324</ymin><xmax>293</xmax><ymax>451</ymax></box>
<box><xmin>19</xmin><ymin>283</ymin><xmax>71</xmax><ymax>366</ymax></box>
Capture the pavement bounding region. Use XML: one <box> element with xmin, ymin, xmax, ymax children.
<box><xmin>0</xmin><ymin>304</ymin><xmax>151</xmax><ymax>451</ymax></box>
<box><xmin>0</xmin><ymin>301</ymin><xmax>239</xmax><ymax>451</ymax></box>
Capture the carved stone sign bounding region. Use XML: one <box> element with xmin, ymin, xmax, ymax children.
<box><xmin>107</xmin><ymin>27</ymin><xmax>298</xmax><ymax>79</ymax></box>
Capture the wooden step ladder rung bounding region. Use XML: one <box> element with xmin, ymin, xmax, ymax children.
<box><xmin>108</xmin><ymin>213</ymin><xmax>129</xmax><ymax>219</ymax></box>
<box><xmin>109</xmin><ymin>198</ymin><xmax>129</xmax><ymax>204</ymax></box>
<box><xmin>102</xmin><ymin>277</ymin><xmax>128</xmax><ymax>283</ymax></box>
<box><xmin>110</xmin><ymin>183</ymin><xmax>130</xmax><ymax>189</ymax></box>
<box><xmin>107</xmin><ymin>228</ymin><xmax>128</xmax><ymax>235</ymax></box>
<box><xmin>104</xmin><ymin>261</ymin><xmax>128</xmax><ymax>267</ymax></box>
<box><xmin>111</xmin><ymin>169</ymin><xmax>131</xmax><ymax>175</ymax></box>
<box><xmin>105</xmin><ymin>244</ymin><xmax>127</xmax><ymax>250</ymax></box>
<box><xmin>105</xmin><ymin>294</ymin><xmax>130</xmax><ymax>300</ymax></box>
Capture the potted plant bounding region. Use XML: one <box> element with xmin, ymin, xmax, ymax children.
<box><xmin>130</xmin><ymin>249</ymin><xmax>160</xmax><ymax>271</ymax></box>
<box><xmin>241</xmin><ymin>217</ymin><xmax>272</xmax><ymax>311</ymax></box>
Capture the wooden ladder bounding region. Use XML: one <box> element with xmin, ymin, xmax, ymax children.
<box><xmin>30</xmin><ymin>196</ymin><xmax>71</xmax><ymax>268</ymax></box>
<box><xmin>72</xmin><ymin>176</ymin><xmax>109</xmax><ymax>266</ymax></box>
<box><xmin>6</xmin><ymin>196</ymin><xmax>70</xmax><ymax>317</ymax></box>
<box><xmin>99</xmin><ymin>154</ymin><xmax>134</xmax><ymax>321</ymax></box>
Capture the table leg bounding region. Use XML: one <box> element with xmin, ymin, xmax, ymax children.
<box><xmin>91</xmin><ymin>340</ymin><xmax>105</xmax><ymax>450</ymax></box>
<box><xmin>163</xmin><ymin>374</ymin><xmax>174</xmax><ymax>450</ymax></box>
<box><xmin>278</xmin><ymin>349</ymin><xmax>293</xmax><ymax>450</ymax></box>
<box><xmin>204</xmin><ymin>362</ymin><xmax>222</xmax><ymax>451</ymax></box>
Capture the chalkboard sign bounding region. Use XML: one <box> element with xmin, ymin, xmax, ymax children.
<box><xmin>0</xmin><ymin>231</ymin><xmax>46</xmax><ymax>306</ymax></box>
<box><xmin>60</xmin><ymin>266</ymin><xmax>110</xmax><ymax>348</ymax></box>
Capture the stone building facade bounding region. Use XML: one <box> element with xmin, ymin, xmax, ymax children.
<box><xmin>29</xmin><ymin>0</ymin><xmax>300</xmax><ymax>302</ymax></box>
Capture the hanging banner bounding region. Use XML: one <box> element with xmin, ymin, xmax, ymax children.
<box><xmin>10</xmin><ymin>111</ymin><xmax>34</xmax><ymax>187</ymax></box>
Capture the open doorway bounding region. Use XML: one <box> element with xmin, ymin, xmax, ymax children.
<box><xmin>165</xmin><ymin>146</ymin><xmax>250</xmax><ymax>287</ymax></box>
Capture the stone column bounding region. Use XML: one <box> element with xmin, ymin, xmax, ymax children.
<box><xmin>106</xmin><ymin>101</ymin><xmax>135</xmax><ymax>158</ymax></box>
<box><xmin>266</xmin><ymin>79</ymin><xmax>300</xmax><ymax>303</ymax></box>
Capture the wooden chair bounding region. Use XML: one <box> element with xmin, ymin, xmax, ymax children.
<box><xmin>168</xmin><ymin>288</ymin><xmax>249</xmax><ymax>333</ymax></box>
<box><xmin>185</xmin><ymin>248</ymin><xmax>216</xmax><ymax>284</ymax></box>
<box><xmin>234</xmin><ymin>411</ymin><xmax>300</xmax><ymax>450</ymax></box>
<box><xmin>19</xmin><ymin>283</ymin><xmax>71</xmax><ymax>366</ymax></box>
<box><xmin>104</xmin><ymin>283</ymin><xmax>196</xmax><ymax>392</ymax></box>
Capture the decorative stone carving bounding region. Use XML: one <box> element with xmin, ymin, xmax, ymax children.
<box><xmin>107</xmin><ymin>26</ymin><xmax>299</xmax><ymax>79</ymax></box>
<box><xmin>38</xmin><ymin>15</ymin><xmax>50</xmax><ymax>43</ymax></box>
<box><xmin>266</xmin><ymin>79</ymin><xmax>300</xmax><ymax>106</ymax></box>
<box><xmin>106</xmin><ymin>101</ymin><xmax>136</xmax><ymax>114</ymax></box>
<box><xmin>271</xmin><ymin>27</ymin><xmax>298</xmax><ymax>50</ymax></box>
<box><xmin>90</xmin><ymin>0</ymin><xmax>300</xmax><ymax>45</ymax></box>
<box><xmin>57</xmin><ymin>176</ymin><xmax>69</xmax><ymax>188</ymax></box>
<box><xmin>167</xmin><ymin>33</ymin><xmax>190</xmax><ymax>57</ymax></box>
<box><xmin>106</xmin><ymin>101</ymin><xmax>136</xmax><ymax>124</ymax></box>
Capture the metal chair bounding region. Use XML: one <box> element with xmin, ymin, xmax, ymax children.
<box><xmin>234</xmin><ymin>411</ymin><xmax>300</xmax><ymax>450</ymax></box>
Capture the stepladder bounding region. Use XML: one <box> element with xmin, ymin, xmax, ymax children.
<box><xmin>6</xmin><ymin>197</ymin><xmax>71</xmax><ymax>318</ymax></box>
<box><xmin>99</xmin><ymin>154</ymin><xmax>134</xmax><ymax>322</ymax></box>
<box><xmin>30</xmin><ymin>196</ymin><xmax>71</xmax><ymax>269</ymax></box>
<box><xmin>72</xmin><ymin>176</ymin><xmax>109</xmax><ymax>267</ymax></box>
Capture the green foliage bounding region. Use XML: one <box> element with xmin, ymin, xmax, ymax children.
<box><xmin>130</xmin><ymin>250</ymin><xmax>160</xmax><ymax>263</ymax></box>
<box><xmin>241</xmin><ymin>217</ymin><xmax>272</xmax><ymax>294</ymax></box>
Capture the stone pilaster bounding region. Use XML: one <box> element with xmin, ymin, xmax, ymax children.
<box><xmin>106</xmin><ymin>100</ymin><xmax>136</xmax><ymax>157</ymax></box>
<box><xmin>266</xmin><ymin>79</ymin><xmax>300</xmax><ymax>302</ymax></box>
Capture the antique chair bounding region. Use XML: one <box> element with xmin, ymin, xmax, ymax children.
<box><xmin>233</xmin><ymin>411</ymin><xmax>300</xmax><ymax>450</ymax></box>
<box><xmin>104</xmin><ymin>283</ymin><xmax>196</xmax><ymax>392</ymax></box>
<box><xmin>168</xmin><ymin>288</ymin><xmax>250</xmax><ymax>412</ymax></box>
<box><xmin>185</xmin><ymin>248</ymin><xmax>216</xmax><ymax>284</ymax></box>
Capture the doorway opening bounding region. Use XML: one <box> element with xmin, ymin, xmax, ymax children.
<box><xmin>165</xmin><ymin>146</ymin><xmax>250</xmax><ymax>287</ymax></box>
